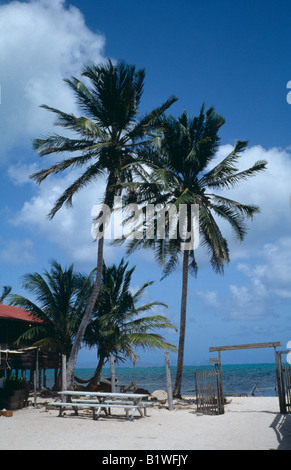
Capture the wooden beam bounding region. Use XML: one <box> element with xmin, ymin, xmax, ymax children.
<box><xmin>0</xmin><ymin>349</ymin><xmax>24</xmax><ymax>354</ymax></box>
<box><xmin>209</xmin><ymin>358</ymin><xmax>221</xmax><ymax>364</ymax></box>
<box><xmin>209</xmin><ymin>342</ymin><xmax>282</xmax><ymax>352</ymax></box>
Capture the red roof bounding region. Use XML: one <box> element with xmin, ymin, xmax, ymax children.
<box><xmin>0</xmin><ymin>304</ymin><xmax>42</xmax><ymax>323</ymax></box>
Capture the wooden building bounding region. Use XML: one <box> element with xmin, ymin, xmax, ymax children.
<box><xmin>0</xmin><ymin>304</ymin><xmax>61</xmax><ymax>388</ymax></box>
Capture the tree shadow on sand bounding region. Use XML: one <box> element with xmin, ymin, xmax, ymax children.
<box><xmin>270</xmin><ymin>412</ymin><xmax>291</xmax><ymax>450</ymax></box>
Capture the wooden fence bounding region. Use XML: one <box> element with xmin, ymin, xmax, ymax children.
<box><xmin>195</xmin><ymin>364</ymin><xmax>224</xmax><ymax>415</ymax></box>
<box><xmin>276</xmin><ymin>350</ymin><xmax>291</xmax><ymax>414</ymax></box>
<box><xmin>284</xmin><ymin>366</ymin><xmax>291</xmax><ymax>413</ymax></box>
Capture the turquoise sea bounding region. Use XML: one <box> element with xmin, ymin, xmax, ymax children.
<box><xmin>45</xmin><ymin>363</ymin><xmax>280</xmax><ymax>397</ymax></box>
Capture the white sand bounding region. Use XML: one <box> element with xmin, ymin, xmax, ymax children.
<box><xmin>0</xmin><ymin>396</ymin><xmax>290</xmax><ymax>450</ymax></box>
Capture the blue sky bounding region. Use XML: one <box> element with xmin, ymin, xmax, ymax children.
<box><xmin>0</xmin><ymin>0</ymin><xmax>291</xmax><ymax>367</ymax></box>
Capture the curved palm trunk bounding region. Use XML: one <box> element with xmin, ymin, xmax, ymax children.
<box><xmin>173</xmin><ymin>247</ymin><xmax>189</xmax><ymax>398</ymax></box>
<box><xmin>52</xmin><ymin>369</ymin><xmax>62</xmax><ymax>391</ymax></box>
<box><xmin>88</xmin><ymin>353</ymin><xmax>105</xmax><ymax>387</ymax></box>
<box><xmin>66</xmin><ymin>236</ymin><xmax>104</xmax><ymax>389</ymax></box>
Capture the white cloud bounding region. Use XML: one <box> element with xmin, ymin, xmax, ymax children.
<box><xmin>10</xmin><ymin>165</ymin><xmax>109</xmax><ymax>265</ymax></box>
<box><xmin>0</xmin><ymin>0</ymin><xmax>112</xmax><ymax>268</ymax></box>
<box><xmin>236</xmin><ymin>237</ymin><xmax>291</xmax><ymax>300</ymax></box>
<box><xmin>195</xmin><ymin>289</ymin><xmax>218</xmax><ymax>308</ymax></box>
<box><xmin>0</xmin><ymin>239</ymin><xmax>35</xmax><ymax>264</ymax></box>
<box><xmin>0</xmin><ymin>0</ymin><xmax>106</xmax><ymax>163</ymax></box>
<box><xmin>216</xmin><ymin>235</ymin><xmax>291</xmax><ymax>321</ymax></box>
<box><xmin>200</xmin><ymin>144</ymin><xmax>291</xmax><ymax>262</ymax></box>
<box><xmin>7</xmin><ymin>162</ymin><xmax>39</xmax><ymax>186</ymax></box>
<box><xmin>8</xmin><ymin>144</ymin><xmax>291</xmax><ymax>281</ymax></box>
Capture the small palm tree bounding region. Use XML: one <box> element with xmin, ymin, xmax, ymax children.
<box><xmin>82</xmin><ymin>259</ymin><xmax>177</xmax><ymax>387</ymax></box>
<box><xmin>9</xmin><ymin>260</ymin><xmax>94</xmax><ymax>389</ymax></box>
<box><xmin>0</xmin><ymin>286</ymin><xmax>12</xmax><ymax>303</ymax></box>
<box><xmin>32</xmin><ymin>59</ymin><xmax>177</xmax><ymax>388</ymax></box>
<box><xmin>121</xmin><ymin>105</ymin><xmax>267</xmax><ymax>396</ymax></box>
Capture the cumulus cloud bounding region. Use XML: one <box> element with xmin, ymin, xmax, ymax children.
<box><xmin>8</xmin><ymin>144</ymin><xmax>291</xmax><ymax>280</ymax></box>
<box><xmin>193</xmin><ymin>143</ymin><xmax>291</xmax><ymax>322</ymax></box>
<box><xmin>199</xmin><ymin>144</ymin><xmax>291</xmax><ymax>261</ymax></box>
<box><xmin>195</xmin><ymin>290</ymin><xmax>219</xmax><ymax>308</ymax></box>
<box><xmin>0</xmin><ymin>0</ymin><xmax>106</xmax><ymax>163</ymax></box>
<box><xmin>236</xmin><ymin>237</ymin><xmax>291</xmax><ymax>300</ymax></box>
<box><xmin>0</xmin><ymin>0</ymin><xmax>111</xmax><ymax>269</ymax></box>
<box><xmin>196</xmin><ymin>236</ymin><xmax>291</xmax><ymax>322</ymax></box>
<box><xmin>9</xmin><ymin>164</ymin><xmax>111</xmax><ymax>266</ymax></box>
<box><xmin>0</xmin><ymin>238</ymin><xmax>35</xmax><ymax>264</ymax></box>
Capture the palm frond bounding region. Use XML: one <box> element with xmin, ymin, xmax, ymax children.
<box><xmin>47</xmin><ymin>161</ymin><xmax>105</xmax><ymax>219</ymax></box>
<box><xmin>9</xmin><ymin>294</ymin><xmax>50</xmax><ymax>323</ymax></box>
<box><xmin>38</xmin><ymin>105</ymin><xmax>107</xmax><ymax>139</ymax></box>
<box><xmin>207</xmin><ymin>160</ymin><xmax>267</xmax><ymax>189</ymax></box>
<box><xmin>128</xmin><ymin>95</ymin><xmax>178</xmax><ymax>141</ymax></box>
<box><xmin>210</xmin><ymin>203</ymin><xmax>247</xmax><ymax>241</ymax></box>
<box><xmin>0</xmin><ymin>286</ymin><xmax>12</xmax><ymax>303</ymax></box>
<box><xmin>33</xmin><ymin>134</ymin><xmax>96</xmax><ymax>157</ymax></box>
<box><xmin>210</xmin><ymin>194</ymin><xmax>260</xmax><ymax>218</ymax></box>
<box><xmin>199</xmin><ymin>205</ymin><xmax>229</xmax><ymax>273</ymax></box>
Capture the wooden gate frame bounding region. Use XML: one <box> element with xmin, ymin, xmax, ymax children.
<box><xmin>209</xmin><ymin>341</ymin><xmax>282</xmax><ymax>409</ymax></box>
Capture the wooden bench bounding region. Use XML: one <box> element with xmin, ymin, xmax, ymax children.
<box><xmin>47</xmin><ymin>400</ymin><xmax>150</xmax><ymax>421</ymax></box>
<box><xmin>68</xmin><ymin>398</ymin><xmax>149</xmax><ymax>414</ymax></box>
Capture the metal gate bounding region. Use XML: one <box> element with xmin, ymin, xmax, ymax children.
<box><xmin>275</xmin><ymin>350</ymin><xmax>291</xmax><ymax>414</ymax></box>
<box><xmin>195</xmin><ymin>362</ymin><xmax>224</xmax><ymax>415</ymax></box>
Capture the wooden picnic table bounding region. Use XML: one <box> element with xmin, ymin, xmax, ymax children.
<box><xmin>49</xmin><ymin>390</ymin><xmax>149</xmax><ymax>421</ymax></box>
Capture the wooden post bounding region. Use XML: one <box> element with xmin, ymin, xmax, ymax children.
<box><xmin>277</xmin><ymin>352</ymin><xmax>286</xmax><ymax>414</ymax></box>
<box><xmin>38</xmin><ymin>369</ymin><xmax>42</xmax><ymax>389</ymax></box>
<box><xmin>165</xmin><ymin>352</ymin><xmax>174</xmax><ymax>411</ymax></box>
<box><xmin>215</xmin><ymin>362</ymin><xmax>224</xmax><ymax>414</ymax></box>
<box><xmin>61</xmin><ymin>355</ymin><xmax>67</xmax><ymax>391</ymax></box>
<box><xmin>54</xmin><ymin>368</ymin><xmax>58</xmax><ymax>388</ymax></box>
<box><xmin>35</xmin><ymin>348</ymin><xmax>39</xmax><ymax>391</ymax></box>
<box><xmin>33</xmin><ymin>370</ymin><xmax>37</xmax><ymax>407</ymax></box>
<box><xmin>110</xmin><ymin>355</ymin><xmax>116</xmax><ymax>393</ymax></box>
<box><xmin>218</xmin><ymin>351</ymin><xmax>224</xmax><ymax>413</ymax></box>
<box><xmin>33</xmin><ymin>348</ymin><xmax>40</xmax><ymax>406</ymax></box>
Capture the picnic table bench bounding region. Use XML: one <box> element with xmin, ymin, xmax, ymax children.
<box><xmin>48</xmin><ymin>391</ymin><xmax>150</xmax><ymax>421</ymax></box>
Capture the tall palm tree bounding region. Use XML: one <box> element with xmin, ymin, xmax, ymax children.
<box><xmin>121</xmin><ymin>105</ymin><xmax>267</xmax><ymax>396</ymax></box>
<box><xmin>0</xmin><ymin>286</ymin><xmax>12</xmax><ymax>304</ymax></box>
<box><xmin>31</xmin><ymin>59</ymin><xmax>177</xmax><ymax>388</ymax></box>
<box><xmin>82</xmin><ymin>259</ymin><xmax>177</xmax><ymax>387</ymax></box>
<box><xmin>9</xmin><ymin>260</ymin><xmax>94</xmax><ymax>389</ymax></box>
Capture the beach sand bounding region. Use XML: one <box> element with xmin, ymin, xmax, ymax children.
<box><xmin>0</xmin><ymin>396</ymin><xmax>290</xmax><ymax>450</ymax></box>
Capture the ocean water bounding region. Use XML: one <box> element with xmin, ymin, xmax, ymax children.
<box><xmin>44</xmin><ymin>363</ymin><xmax>279</xmax><ymax>397</ymax></box>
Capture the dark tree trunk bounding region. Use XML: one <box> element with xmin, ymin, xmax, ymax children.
<box><xmin>66</xmin><ymin>236</ymin><xmax>104</xmax><ymax>389</ymax></box>
<box><xmin>173</xmin><ymin>247</ymin><xmax>189</xmax><ymax>398</ymax></box>
<box><xmin>88</xmin><ymin>354</ymin><xmax>105</xmax><ymax>387</ymax></box>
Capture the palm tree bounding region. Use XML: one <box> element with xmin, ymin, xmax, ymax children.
<box><xmin>0</xmin><ymin>286</ymin><xmax>12</xmax><ymax>303</ymax></box>
<box><xmin>121</xmin><ymin>105</ymin><xmax>267</xmax><ymax>396</ymax></box>
<box><xmin>81</xmin><ymin>259</ymin><xmax>177</xmax><ymax>387</ymax></box>
<box><xmin>31</xmin><ymin>59</ymin><xmax>177</xmax><ymax>388</ymax></box>
<box><xmin>9</xmin><ymin>260</ymin><xmax>94</xmax><ymax>389</ymax></box>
